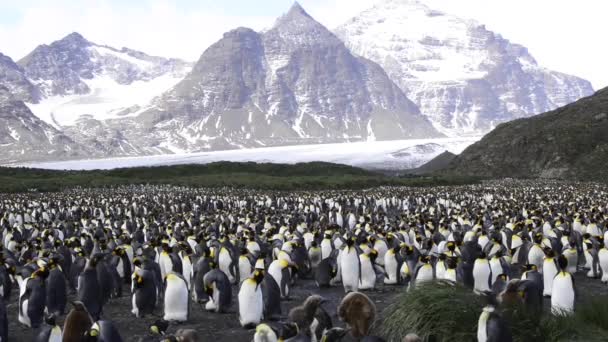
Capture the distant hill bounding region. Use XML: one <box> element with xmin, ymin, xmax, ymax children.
<box><xmin>0</xmin><ymin>161</ymin><xmax>478</xmax><ymax>192</ymax></box>
<box><xmin>444</xmin><ymin>87</ymin><xmax>608</xmax><ymax>181</ymax></box>
<box><xmin>409</xmin><ymin>151</ymin><xmax>457</xmax><ymax>175</ymax></box>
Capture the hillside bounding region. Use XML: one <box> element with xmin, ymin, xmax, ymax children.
<box><xmin>445</xmin><ymin>87</ymin><xmax>608</xmax><ymax>181</ymax></box>
<box><xmin>0</xmin><ymin>161</ymin><xmax>477</xmax><ymax>192</ymax></box>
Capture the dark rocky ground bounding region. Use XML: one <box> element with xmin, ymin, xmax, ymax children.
<box><xmin>7</xmin><ymin>273</ymin><xmax>608</xmax><ymax>341</ymax></box>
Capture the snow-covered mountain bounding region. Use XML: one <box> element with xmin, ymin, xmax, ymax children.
<box><xmin>335</xmin><ymin>0</ymin><xmax>594</xmax><ymax>135</ymax></box>
<box><xmin>0</xmin><ymin>86</ymin><xmax>92</xmax><ymax>164</ymax></box>
<box><xmin>119</xmin><ymin>2</ymin><xmax>441</xmax><ymax>153</ymax></box>
<box><xmin>19</xmin><ymin>32</ymin><xmax>192</xmax><ymax>128</ymax></box>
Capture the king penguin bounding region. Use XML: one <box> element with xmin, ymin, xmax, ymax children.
<box><xmin>33</xmin><ymin>314</ymin><xmax>62</xmax><ymax>342</ymax></box>
<box><xmin>477</xmin><ymin>305</ymin><xmax>512</xmax><ymax>342</ymax></box>
<box><xmin>551</xmin><ymin>255</ymin><xmax>575</xmax><ymax>315</ymax></box>
<box><xmin>542</xmin><ymin>249</ymin><xmax>559</xmax><ymax>297</ymax></box>
<box><xmin>77</xmin><ymin>254</ymin><xmax>103</xmax><ymax>320</ymax></box>
<box><xmin>359</xmin><ymin>249</ymin><xmax>378</xmax><ymax>290</ymax></box>
<box><xmin>203</xmin><ymin>268</ymin><xmax>232</xmax><ymax>313</ymax></box>
<box><xmin>163</xmin><ymin>272</ymin><xmax>189</xmax><ymax>322</ymax></box>
<box><xmin>0</xmin><ymin>296</ymin><xmax>7</xmax><ymax>342</ymax></box>
<box><xmin>340</xmin><ymin>237</ymin><xmax>361</xmax><ymax>293</ymax></box>
<box><xmin>131</xmin><ymin>265</ymin><xmax>157</xmax><ymax>318</ymax></box>
<box><xmin>473</xmin><ymin>253</ymin><xmax>492</xmax><ymax>294</ymax></box>
<box><xmin>84</xmin><ymin>320</ymin><xmax>124</xmax><ymax>342</ymax></box>
<box><xmin>19</xmin><ymin>266</ymin><xmax>49</xmax><ymax>328</ymax></box>
<box><xmin>238</xmin><ymin>269</ymin><xmax>265</xmax><ymax>328</ymax></box>
<box><xmin>261</xmin><ymin>267</ymin><xmax>282</xmax><ymax>321</ymax></box>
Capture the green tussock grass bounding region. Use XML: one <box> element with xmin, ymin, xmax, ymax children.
<box><xmin>379</xmin><ymin>281</ymin><xmax>608</xmax><ymax>342</ymax></box>
<box><xmin>0</xmin><ymin>161</ymin><xmax>480</xmax><ymax>193</ymax></box>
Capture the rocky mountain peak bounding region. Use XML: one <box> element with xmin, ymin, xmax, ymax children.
<box><xmin>57</xmin><ymin>31</ymin><xmax>91</xmax><ymax>47</ymax></box>
<box><xmin>268</xmin><ymin>2</ymin><xmax>338</xmax><ymax>47</ymax></box>
<box><xmin>336</xmin><ymin>0</ymin><xmax>594</xmax><ymax>135</ymax></box>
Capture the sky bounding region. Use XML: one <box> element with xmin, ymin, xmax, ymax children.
<box><xmin>0</xmin><ymin>0</ymin><xmax>605</xmax><ymax>89</ymax></box>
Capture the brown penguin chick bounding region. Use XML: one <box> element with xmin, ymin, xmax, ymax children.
<box><xmin>337</xmin><ymin>292</ymin><xmax>376</xmax><ymax>339</ymax></box>
<box><xmin>175</xmin><ymin>328</ymin><xmax>199</xmax><ymax>342</ymax></box>
<box><xmin>499</xmin><ymin>279</ymin><xmax>523</xmax><ymax>307</ymax></box>
<box><xmin>288</xmin><ymin>295</ymin><xmax>327</xmax><ymax>335</ymax></box>
<box><xmin>62</xmin><ymin>301</ymin><xmax>93</xmax><ymax>342</ymax></box>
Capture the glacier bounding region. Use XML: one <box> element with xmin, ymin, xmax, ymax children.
<box><xmin>15</xmin><ymin>136</ymin><xmax>480</xmax><ymax>171</ymax></box>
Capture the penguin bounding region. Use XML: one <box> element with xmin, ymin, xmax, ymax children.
<box><xmin>203</xmin><ymin>268</ymin><xmax>232</xmax><ymax>313</ymax></box>
<box><xmin>308</xmin><ymin>241</ymin><xmax>322</xmax><ymax>269</ymax></box>
<box><xmin>83</xmin><ymin>320</ymin><xmax>124</xmax><ymax>342</ymax></box>
<box><xmin>337</xmin><ymin>291</ymin><xmax>376</xmax><ymax>340</ymax></box>
<box><xmin>321</xmin><ymin>327</ymin><xmax>348</xmax><ymax>342</ymax></box>
<box><xmin>521</xmin><ymin>264</ymin><xmax>543</xmax><ymax>298</ymax></box>
<box><xmin>477</xmin><ymin>305</ymin><xmax>512</xmax><ymax>342</ymax></box>
<box><xmin>527</xmin><ymin>234</ymin><xmax>545</xmax><ymax>272</ymax></box>
<box><xmin>253</xmin><ymin>323</ymin><xmax>278</xmax><ymax>342</ymax></box>
<box><xmin>359</xmin><ymin>249</ymin><xmax>378</xmax><ymax>290</ymax></box>
<box><xmin>340</xmin><ymin>237</ymin><xmax>361</xmax><ymax>293</ymax></box>
<box><xmin>314</xmin><ymin>255</ymin><xmax>337</xmax><ymax>288</ymax></box>
<box><xmin>238</xmin><ymin>248</ymin><xmax>254</xmax><ymax>284</ymax></box>
<box><xmin>562</xmin><ymin>244</ymin><xmax>578</xmax><ymax>274</ymax></box>
<box><xmin>163</xmin><ymin>272</ymin><xmax>189</xmax><ymax>322</ymax></box>
<box><xmin>599</xmin><ymin>246</ymin><xmax>608</xmax><ymax>283</ymax></box>
<box><xmin>62</xmin><ymin>301</ymin><xmax>93</xmax><ymax>342</ymax></box>
<box><xmin>542</xmin><ymin>249</ymin><xmax>559</xmax><ymax>297</ymax></box>
<box><xmin>238</xmin><ymin>269</ymin><xmax>265</xmax><ymax>329</ymax></box>
<box><xmin>19</xmin><ymin>266</ymin><xmax>49</xmax><ymax>328</ymax></box>
<box><xmin>261</xmin><ymin>271</ymin><xmax>282</xmax><ymax>321</ymax></box>
<box><xmin>288</xmin><ymin>295</ymin><xmax>327</xmax><ymax>339</ymax></box>
<box><xmin>158</xmin><ymin>243</ymin><xmax>174</xmax><ymax>280</ymax></box>
<box><xmin>0</xmin><ymin>296</ymin><xmax>7</xmax><ymax>342</ymax></box>
<box><xmin>551</xmin><ymin>255</ymin><xmax>575</xmax><ymax>315</ymax></box>
<box><xmin>78</xmin><ymin>254</ymin><xmax>103</xmax><ymax>320</ymax></box>
<box><xmin>217</xmin><ymin>243</ymin><xmax>238</xmax><ymax>284</ymax></box>
<box><xmin>383</xmin><ymin>244</ymin><xmax>404</xmax><ymax>285</ymax></box>
<box><xmin>140</xmin><ymin>319</ymin><xmax>169</xmax><ymax>342</ymax></box>
<box><xmin>45</xmin><ymin>256</ymin><xmax>68</xmax><ymax>316</ymax></box>
<box><xmin>253</xmin><ymin>322</ymin><xmax>299</xmax><ymax>342</ymax></box>
<box><xmin>442</xmin><ymin>256</ymin><xmax>458</xmax><ymax>283</ymax></box>
<box><xmin>489</xmin><ymin>251</ymin><xmax>510</xmax><ymax>286</ymax></box>
<box><xmin>192</xmin><ymin>254</ymin><xmax>213</xmax><ymax>303</ymax></box>
<box><xmin>435</xmin><ymin>254</ymin><xmax>448</xmax><ymax>280</ymax></box>
<box><xmin>33</xmin><ymin>314</ymin><xmax>62</xmax><ymax>342</ymax></box>
<box><xmin>492</xmin><ymin>274</ymin><xmax>509</xmax><ymax>295</ymax></box>
<box><xmin>131</xmin><ymin>266</ymin><xmax>157</xmax><ymax>318</ymax></box>
<box><xmin>311</xmin><ymin>302</ymin><xmax>333</xmax><ymax>342</ymax></box>
<box><xmin>473</xmin><ymin>253</ymin><xmax>492</xmax><ymax>293</ymax></box>
<box><xmin>268</xmin><ymin>259</ymin><xmax>293</xmax><ymax>299</ymax></box>
<box><xmin>413</xmin><ymin>255</ymin><xmax>434</xmax><ymax>287</ymax></box>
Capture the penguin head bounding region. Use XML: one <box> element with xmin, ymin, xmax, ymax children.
<box><xmin>71</xmin><ymin>301</ymin><xmax>90</xmax><ymax>312</ymax></box>
<box><xmin>84</xmin><ymin>322</ymin><xmax>100</xmax><ymax>341</ymax></box>
<box><xmin>446</xmin><ymin>241</ymin><xmax>456</xmax><ymax>252</ymax></box>
<box><xmin>322</xmin><ymin>327</ymin><xmax>349</xmax><ymax>342</ymax></box>
<box><xmin>303</xmin><ymin>294</ymin><xmax>327</xmax><ymax>313</ymax></box>
<box><xmin>150</xmin><ymin>319</ymin><xmax>169</xmax><ymax>336</ymax></box>
<box><xmin>446</xmin><ymin>256</ymin><xmax>458</xmax><ymax>269</ymax></box>
<box><xmin>205</xmin><ymin>284</ymin><xmax>214</xmax><ymax>297</ymax></box>
<box><xmin>438</xmin><ymin>253</ymin><xmax>447</xmax><ymax>261</ymax></box>
<box><xmin>543</xmin><ymin>247</ymin><xmax>555</xmax><ymax>258</ymax></box>
<box><xmin>253</xmin><ymin>269</ymin><xmax>265</xmax><ymax>284</ymax></box>
<box><xmin>557</xmin><ymin>254</ymin><xmax>568</xmax><ymax>271</ymax></box>
<box><xmin>524</xmin><ymin>264</ymin><xmax>538</xmax><ymax>272</ymax></box>
<box><xmin>368</xmin><ymin>249</ymin><xmax>379</xmax><ymax>262</ymax></box>
<box><xmin>533</xmin><ymin>233</ymin><xmax>543</xmax><ymax>244</ymax></box>
<box><xmin>45</xmin><ymin>313</ymin><xmax>57</xmax><ymax>326</ymax></box>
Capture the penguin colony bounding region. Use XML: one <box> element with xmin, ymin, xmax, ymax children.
<box><xmin>0</xmin><ymin>179</ymin><xmax>606</xmax><ymax>341</ymax></box>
